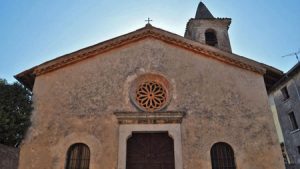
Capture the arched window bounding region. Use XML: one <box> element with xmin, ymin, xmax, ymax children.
<box><xmin>205</xmin><ymin>29</ymin><xmax>218</xmax><ymax>46</ymax></box>
<box><xmin>211</xmin><ymin>142</ymin><xmax>236</xmax><ymax>169</ymax></box>
<box><xmin>65</xmin><ymin>143</ymin><xmax>90</xmax><ymax>169</ymax></box>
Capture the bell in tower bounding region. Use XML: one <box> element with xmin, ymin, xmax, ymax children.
<box><xmin>184</xmin><ymin>2</ymin><xmax>232</xmax><ymax>53</ymax></box>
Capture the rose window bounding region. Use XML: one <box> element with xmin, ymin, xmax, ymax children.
<box><xmin>136</xmin><ymin>81</ymin><xmax>167</xmax><ymax>112</ymax></box>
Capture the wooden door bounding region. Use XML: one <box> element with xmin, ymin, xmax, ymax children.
<box><xmin>126</xmin><ymin>132</ymin><xmax>175</xmax><ymax>169</ymax></box>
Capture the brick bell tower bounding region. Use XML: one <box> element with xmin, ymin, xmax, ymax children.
<box><xmin>184</xmin><ymin>2</ymin><xmax>232</xmax><ymax>53</ymax></box>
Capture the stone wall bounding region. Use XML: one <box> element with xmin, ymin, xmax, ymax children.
<box><xmin>286</xmin><ymin>164</ymin><xmax>300</xmax><ymax>169</ymax></box>
<box><xmin>18</xmin><ymin>39</ymin><xmax>285</xmax><ymax>169</ymax></box>
<box><xmin>272</xmin><ymin>72</ymin><xmax>300</xmax><ymax>164</ymax></box>
<box><xmin>184</xmin><ymin>19</ymin><xmax>232</xmax><ymax>52</ymax></box>
<box><xmin>0</xmin><ymin>144</ymin><xmax>19</xmax><ymax>169</ymax></box>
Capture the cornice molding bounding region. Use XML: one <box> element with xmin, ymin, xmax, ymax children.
<box><xmin>114</xmin><ymin>111</ymin><xmax>185</xmax><ymax>124</ymax></box>
<box><xmin>16</xmin><ymin>25</ymin><xmax>266</xmax><ymax>90</ymax></box>
<box><xmin>33</xmin><ymin>26</ymin><xmax>265</xmax><ymax>76</ymax></box>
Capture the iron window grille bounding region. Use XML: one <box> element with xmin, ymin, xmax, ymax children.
<box><xmin>211</xmin><ymin>142</ymin><xmax>236</xmax><ymax>169</ymax></box>
<box><xmin>65</xmin><ymin>143</ymin><xmax>90</xmax><ymax>169</ymax></box>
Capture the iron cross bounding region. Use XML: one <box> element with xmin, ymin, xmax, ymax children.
<box><xmin>145</xmin><ymin>17</ymin><xmax>153</xmax><ymax>24</ymax></box>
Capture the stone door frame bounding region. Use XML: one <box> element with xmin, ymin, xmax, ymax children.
<box><xmin>117</xmin><ymin>124</ymin><xmax>183</xmax><ymax>169</ymax></box>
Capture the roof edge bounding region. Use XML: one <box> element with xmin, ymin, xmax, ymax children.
<box><xmin>14</xmin><ymin>67</ymin><xmax>36</xmax><ymax>91</ymax></box>
<box><xmin>268</xmin><ymin>62</ymin><xmax>300</xmax><ymax>92</ymax></box>
<box><xmin>15</xmin><ymin>24</ymin><xmax>267</xmax><ymax>90</ymax></box>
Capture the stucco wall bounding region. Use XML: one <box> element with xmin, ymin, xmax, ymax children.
<box><xmin>0</xmin><ymin>144</ymin><xmax>19</xmax><ymax>169</ymax></box>
<box><xmin>268</xmin><ymin>94</ymin><xmax>284</xmax><ymax>143</ymax></box>
<box><xmin>185</xmin><ymin>19</ymin><xmax>232</xmax><ymax>52</ymax></box>
<box><xmin>18</xmin><ymin>39</ymin><xmax>284</xmax><ymax>169</ymax></box>
<box><xmin>273</xmin><ymin>72</ymin><xmax>300</xmax><ymax>164</ymax></box>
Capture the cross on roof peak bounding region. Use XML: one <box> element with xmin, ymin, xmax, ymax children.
<box><xmin>145</xmin><ymin>17</ymin><xmax>153</xmax><ymax>24</ymax></box>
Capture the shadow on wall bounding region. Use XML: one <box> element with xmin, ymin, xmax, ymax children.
<box><xmin>0</xmin><ymin>144</ymin><xmax>19</xmax><ymax>169</ymax></box>
<box><xmin>286</xmin><ymin>164</ymin><xmax>300</xmax><ymax>169</ymax></box>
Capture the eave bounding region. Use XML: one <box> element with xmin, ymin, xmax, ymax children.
<box><xmin>260</xmin><ymin>63</ymin><xmax>284</xmax><ymax>92</ymax></box>
<box><xmin>15</xmin><ymin>24</ymin><xmax>266</xmax><ymax>91</ymax></box>
<box><xmin>268</xmin><ymin>62</ymin><xmax>300</xmax><ymax>92</ymax></box>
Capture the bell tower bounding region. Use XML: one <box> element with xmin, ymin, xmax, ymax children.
<box><xmin>184</xmin><ymin>2</ymin><xmax>232</xmax><ymax>52</ymax></box>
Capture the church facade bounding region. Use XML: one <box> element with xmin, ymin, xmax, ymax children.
<box><xmin>15</xmin><ymin>2</ymin><xmax>284</xmax><ymax>169</ymax></box>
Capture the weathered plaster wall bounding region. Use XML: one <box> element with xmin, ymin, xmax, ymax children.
<box><xmin>0</xmin><ymin>144</ymin><xmax>19</xmax><ymax>169</ymax></box>
<box><xmin>268</xmin><ymin>95</ymin><xmax>284</xmax><ymax>143</ymax></box>
<box><xmin>19</xmin><ymin>38</ymin><xmax>284</xmax><ymax>169</ymax></box>
<box><xmin>185</xmin><ymin>19</ymin><xmax>232</xmax><ymax>52</ymax></box>
<box><xmin>273</xmin><ymin>72</ymin><xmax>300</xmax><ymax>164</ymax></box>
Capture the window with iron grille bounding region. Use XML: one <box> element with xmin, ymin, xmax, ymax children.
<box><xmin>211</xmin><ymin>142</ymin><xmax>236</xmax><ymax>169</ymax></box>
<box><xmin>65</xmin><ymin>143</ymin><xmax>90</xmax><ymax>169</ymax></box>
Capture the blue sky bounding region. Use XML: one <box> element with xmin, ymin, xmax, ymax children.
<box><xmin>1</xmin><ymin>0</ymin><xmax>300</xmax><ymax>83</ymax></box>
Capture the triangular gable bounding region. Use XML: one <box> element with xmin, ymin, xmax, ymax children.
<box><xmin>15</xmin><ymin>24</ymin><xmax>266</xmax><ymax>90</ymax></box>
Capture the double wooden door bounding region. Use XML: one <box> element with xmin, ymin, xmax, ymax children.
<box><xmin>126</xmin><ymin>132</ymin><xmax>175</xmax><ymax>169</ymax></box>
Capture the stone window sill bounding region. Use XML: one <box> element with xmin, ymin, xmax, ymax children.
<box><xmin>282</xmin><ymin>98</ymin><xmax>290</xmax><ymax>103</ymax></box>
<box><xmin>290</xmin><ymin>129</ymin><xmax>300</xmax><ymax>134</ymax></box>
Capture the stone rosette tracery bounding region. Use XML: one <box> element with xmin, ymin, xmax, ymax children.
<box><xmin>136</xmin><ymin>81</ymin><xmax>167</xmax><ymax>112</ymax></box>
<box><xmin>130</xmin><ymin>74</ymin><xmax>171</xmax><ymax>112</ymax></box>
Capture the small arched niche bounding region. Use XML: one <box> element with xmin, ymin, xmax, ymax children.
<box><xmin>205</xmin><ymin>29</ymin><xmax>218</xmax><ymax>47</ymax></box>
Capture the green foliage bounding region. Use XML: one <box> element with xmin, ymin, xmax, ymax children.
<box><xmin>0</xmin><ymin>79</ymin><xmax>32</xmax><ymax>147</ymax></box>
